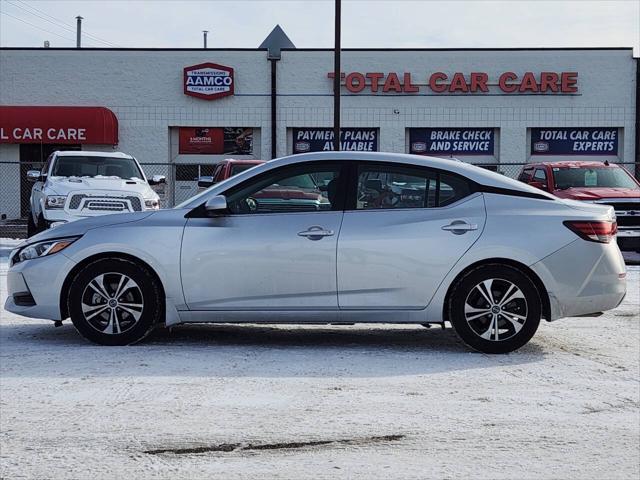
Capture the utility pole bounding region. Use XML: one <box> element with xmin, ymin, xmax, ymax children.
<box><xmin>203</xmin><ymin>30</ymin><xmax>209</xmax><ymax>49</ymax></box>
<box><xmin>76</xmin><ymin>16</ymin><xmax>83</xmax><ymax>48</ymax></box>
<box><xmin>333</xmin><ymin>0</ymin><xmax>341</xmax><ymax>151</ymax></box>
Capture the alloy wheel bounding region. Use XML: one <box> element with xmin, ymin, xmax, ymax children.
<box><xmin>464</xmin><ymin>278</ymin><xmax>528</xmax><ymax>342</ymax></box>
<box><xmin>81</xmin><ymin>272</ymin><xmax>144</xmax><ymax>335</ymax></box>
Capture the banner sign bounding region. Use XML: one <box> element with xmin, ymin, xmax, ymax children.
<box><xmin>328</xmin><ymin>71</ymin><xmax>578</xmax><ymax>94</ymax></box>
<box><xmin>183</xmin><ymin>63</ymin><xmax>234</xmax><ymax>100</ymax></box>
<box><xmin>409</xmin><ymin>128</ymin><xmax>495</xmax><ymax>155</ymax></box>
<box><xmin>530</xmin><ymin>128</ymin><xmax>618</xmax><ymax>155</ymax></box>
<box><xmin>292</xmin><ymin>128</ymin><xmax>378</xmax><ymax>153</ymax></box>
<box><xmin>178</xmin><ymin>127</ymin><xmax>253</xmax><ymax>155</ymax></box>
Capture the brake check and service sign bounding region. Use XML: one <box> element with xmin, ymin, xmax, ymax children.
<box><xmin>184</xmin><ymin>62</ymin><xmax>234</xmax><ymax>100</ymax></box>
<box><xmin>409</xmin><ymin>128</ymin><xmax>495</xmax><ymax>155</ymax></box>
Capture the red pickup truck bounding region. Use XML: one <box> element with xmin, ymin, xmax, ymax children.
<box><xmin>518</xmin><ymin>161</ymin><xmax>640</xmax><ymax>252</ymax></box>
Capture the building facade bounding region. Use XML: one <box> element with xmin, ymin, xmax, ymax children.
<box><xmin>0</xmin><ymin>46</ymin><xmax>637</xmax><ymax>218</ymax></box>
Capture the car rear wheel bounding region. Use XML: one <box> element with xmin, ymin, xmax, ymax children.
<box><xmin>67</xmin><ymin>258</ymin><xmax>163</xmax><ymax>346</ymax></box>
<box><xmin>448</xmin><ymin>264</ymin><xmax>541</xmax><ymax>354</ymax></box>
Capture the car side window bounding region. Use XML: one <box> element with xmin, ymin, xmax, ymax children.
<box><xmin>356</xmin><ymin>165</ymin><xmax>471</xmax><ymax>210</ymax></box>
<box><xmin>518</xmin><ymin>168</ymin><xmax>534</xmax><ymax>182</ymax></box>
<box><xmin>226</xmin><ymin>163</ymin><xmax>344</xmax><ymax>214</ymax></box>
<box><xmin>212</xmin><ymin>163</ymin><xmax>224</xmax><ymax>183</ymax></box>
<box><xmin>41</xmin><ymin>154</ymin><xmax>53</xmax><ymax>176</ymax></box>
<box><xmin>533</xmin><ymin>169</ymin><xmax>547</xmax><ymax>183</ymax></box>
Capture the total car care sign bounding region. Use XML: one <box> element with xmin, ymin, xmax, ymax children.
<box><xmin>184</xmin><ymin>63</ymin><xmax>234</xmax><ymax>100</ymax></box>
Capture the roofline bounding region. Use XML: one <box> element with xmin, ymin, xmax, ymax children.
<box><xmin>0</xmin><ymin>47</ymin><xmax>268</xmax><ymax>52</ymax></box>
<box><xmin>0</xmin><ymin>46</ymin><xmax>633</xmax><ymax>52</ymax></box>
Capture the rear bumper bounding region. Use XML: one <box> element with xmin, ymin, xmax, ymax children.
<box><xmin>531</xmin><ymin>239</ymin><xmax>626</xmax><ymax>320</ymax></box>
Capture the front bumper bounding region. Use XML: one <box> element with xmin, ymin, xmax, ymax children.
<box><xmin>531</xmin><ymin>239</ymin><xmax>626</xmax><ymax>320</ymax></box>
<box><xmin>616</xmin><ymin>229</ymin><xmax>640</xmax><ymax>252</ymax></box>
<box><xmin>4</xmin><ymin>251</ymin><xmax>76</xmax><ymax>320</ymax></box>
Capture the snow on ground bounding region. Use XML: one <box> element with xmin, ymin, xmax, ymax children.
<box><xmin>0</xmin><ymin>239</ymin><xmax>638</xmax><ymax>479</ymax></box>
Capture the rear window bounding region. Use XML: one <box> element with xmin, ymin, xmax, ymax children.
<box><xmin>553</xmin><ymin>167</ymin><xmax>638</xmax><ymax>190</ymax></box>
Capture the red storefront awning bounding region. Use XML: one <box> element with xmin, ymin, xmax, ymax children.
<box><xmin>0</xmin><ymin>106</ymin><xmax>118</xmax><ymax>145</ymax></box>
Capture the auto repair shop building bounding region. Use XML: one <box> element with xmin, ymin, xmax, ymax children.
<box><xmin>0</xmin><ymin>29</ymin><xmax>637</xmax><ymax>218</ymax></box>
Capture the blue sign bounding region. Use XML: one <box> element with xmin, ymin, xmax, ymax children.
<box><xmin>293</xmin><ymin>128</ymin><xmax>378</xmax><ymax>153</ymax></box>
<box><xmin>531</xmin><ymin>128</ymin><xmax>618</xmax><ymax>155</ymax></box>
<box><xmin>409</xmin><ymin>128</ymin><xmax>494</xmax><ymax>155</ymax></box>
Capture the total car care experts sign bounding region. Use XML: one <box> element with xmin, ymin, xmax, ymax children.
<box><xmin>293</xmin><ymin>128</ymin><xmax>378</xmax><ymax>153</ymax></box>
<box><xmin>531</xmin><ymin>128</ymin><xmax>618</xmax><ymax>155</ymax></box>
<box><xmin>184</xmin><ymin>63</ymin><xmax>234</xmax><ymax>100</ymax></box>
<box><xmin>410</xmin><ymin>128</ymin><xmax>495</xmax><ymax>155</ymax></box>
<box><xmin>328</xmin><ymin>71</ymin><xmax>578</xmax><ymax>94</ymax></box>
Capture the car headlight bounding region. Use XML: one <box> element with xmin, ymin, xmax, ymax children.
<box><xmin>45</xmin><ymin>195</ymin><xmax>67</xmax><ymax>209</ymax></box>
<box><xmin>144</xmin><ymin>198</ymin><xmax>159</xmax><ymax>210</ymax></box>
<box><xmin>14</xmin><ymin>237</ymin><xmax>80</xmax><ymax>264</ymax></box>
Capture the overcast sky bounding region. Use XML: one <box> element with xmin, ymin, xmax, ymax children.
<box><xmin>0</xmin><ymin>0</ymin><xmax>638</xmax><ymax>55</ymax></box>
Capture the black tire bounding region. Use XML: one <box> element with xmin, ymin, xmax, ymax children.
<box><xmin>67</xmin><ymin>257</ymin><xmax>163</xmax><ymax>346</ymax></box>
<box><xmin>448</xmin><ymin>264</ymin><xmax>541</xmax><ymax>354</ymax></box>
<box><xmin>26</xmin><ymin>211</ymin><xmax>37</xmax><ymax>237</ymax></box>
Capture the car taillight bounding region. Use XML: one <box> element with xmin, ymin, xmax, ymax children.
<box><xmin>563</xmin><ymin>220</ymin><xmax>617</xmax><ymax>244</ymax></box>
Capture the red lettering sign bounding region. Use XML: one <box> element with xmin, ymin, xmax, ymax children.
<box><xmin>328</xmin><ymin>71</ymin><xmax>579</xmax><ymax>94</ymax></box>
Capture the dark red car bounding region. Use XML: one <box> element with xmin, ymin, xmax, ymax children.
<box><xmin>518</xmin><ymin>161</ymin><xmax>640</xmax><ymax>252</ymax></box>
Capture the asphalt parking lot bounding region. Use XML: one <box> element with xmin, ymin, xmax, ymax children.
<box><xmin>1</xmin><ymin>240</ymin><xmax>638</xmax><ymax>479</ymax></box>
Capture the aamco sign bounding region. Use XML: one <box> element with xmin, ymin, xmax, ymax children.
<box><xmin>184</xmin><ymin>62</ymin><xmax>234</xmax><ymax>100</ymax></box>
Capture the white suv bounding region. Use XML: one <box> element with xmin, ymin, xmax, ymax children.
<box><xmin>26</xmin><ymin>151</ymin><xmax>164</xmax><ymax>237</ymax></box>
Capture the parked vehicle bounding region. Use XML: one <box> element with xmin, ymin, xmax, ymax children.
<box><xmin>197</xmin><ymin>159</ymin><xmax>265</xmax><ymax>189</ymax></box>
<box><xmin>518</xmin><ymin>161</ymin><xmax>640</xmax><ymax>252</ymax></box>
<box><xmin>6</xmin><ymin>152</ymin><xmax>625</xmax><ymax>353</ymax></box>
<box><xmin>26</xmin><ymin>151</ymin><xmax>165</xmax><ymax>237</ymax></box>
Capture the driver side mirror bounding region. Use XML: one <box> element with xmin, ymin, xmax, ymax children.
<box><xmin>149</xmin><ymin>175</ymin><xmax>166</xmax><ymax>185</ymax></box>
<box><xmin>198</xmin><ymin>176</ymin><xmax>214</xmax><ymax>189</ymax></box>
<box><xmin>204</xmin><ymin>195</ymin><xmax>228</xmax><ymax>215</ymax></box>
<box><xmin>26</xmin><ymin>170</ymin><xmax>42</xmax><ymax>182</ymax></box>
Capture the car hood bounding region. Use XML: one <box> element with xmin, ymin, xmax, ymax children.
<box><xmin>47</xmin><ymin>176</ymin><xmax>156</xmax><ymax>197</ymax></box>
<box><xmin>19</xmin><ymin>211</ymin><xmax>156</xmax><ymax>247</ymax></box>
<box><xmin>553</xmin><ymin>187</ymin><xmax>640</xmax><ymax>201</ymax></box>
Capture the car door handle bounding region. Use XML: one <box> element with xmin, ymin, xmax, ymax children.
<box><xmin>441</xmin><ymin>221</ymin><xmax>478</xmax><ymax>234</ymax></box>
<box><xmin>298</xmin><ymin>226</ymin><xmax>335</xmax><ymax>240</ymax></box>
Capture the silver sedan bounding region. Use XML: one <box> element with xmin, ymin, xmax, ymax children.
<box><xmin>5</xmin><ymin>152</ymin><xmax>626</xmax><ymax>353</ymax></box>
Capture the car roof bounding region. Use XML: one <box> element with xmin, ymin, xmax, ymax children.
<box><xmin>54</xmin><ymin>150</ymin><xmax>134</xmax><ymax>159</ymax></box>
<box><xmin>528</xmin><ymin>160</ymin><xmax>616</xmax><ymax>168</ymax></box>
<box><xmin>178</xmin><ymin>151</ymin><xmax>557</xmax><ymax>209</ymax></box>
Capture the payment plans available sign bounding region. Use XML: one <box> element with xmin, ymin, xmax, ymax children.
<box><xmin>531</xmin><ymin>128</ymin><xmax>618</xmax><ymax>155</ymax></box>
<box><xmin>184</xmin><ymin>63</ymin><xmax>234</xmax><ymax>100</ymax></box>
<box><xmin>409</xmin><ymin>128</ymin><xmax>495</xmax><ymax>155</ymax></box>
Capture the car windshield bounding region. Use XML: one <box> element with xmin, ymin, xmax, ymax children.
<box><xmin>52</xmin><ymin>156</ymin><xmax>144</xmax><ymax>180</ymax></box>
<box><xmin>553</xmin><ymin>167</ymin><xmax>638</xmax><ymax>190</ymax></box>
<box><xmin>230</xmin><ymin>163</ymin><xmax>259</xmax><ymax>176</ymax></box>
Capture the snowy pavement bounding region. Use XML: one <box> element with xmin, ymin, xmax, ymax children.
<box><xmin>0</xmin><ymin>238</ymin><xmax>638</xmax><ymax>479</ymax></box>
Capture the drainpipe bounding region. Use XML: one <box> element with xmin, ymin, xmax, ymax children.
<box><xmin>270</xmin><ymin>59</ymin><xmax>278</xmax><ymax>159</ymax></box>
<box><xmin>635</xmin><ymin>57</ymin><xmax>639</xmax><ymax>176</ymax></box>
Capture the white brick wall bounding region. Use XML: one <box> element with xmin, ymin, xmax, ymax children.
<box><xmin>0</xmin><ymin>47</ymin><xmax>636</xmax><ymax>219</ymax></box>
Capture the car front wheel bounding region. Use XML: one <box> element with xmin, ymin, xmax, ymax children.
<box><xmin>67</xmin><ymin>258</ymin><xmax>163</xmax><ymax>345</ymax></box>
<box><xmin>448</xmin><ymin>264</ymin><xmax>541</xmax><ymax>354</ymax></box>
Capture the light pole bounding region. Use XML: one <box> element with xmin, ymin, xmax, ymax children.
<box><xmin>203</xmin><ymin>30</ymin><xmax>209</xmax><ymax>49</ymax></box>
<box><xmin>333</xmin><ymin>0</ymin><xmax>341</xmax><ymax>151</ymax></box>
